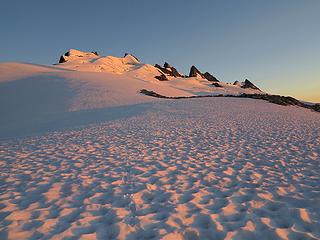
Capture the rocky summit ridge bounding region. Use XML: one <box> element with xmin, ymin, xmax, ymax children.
<box><xmin>57</xmin><ymin>49</ymin><xmax>262</xmax><ymax>93</ymax></box>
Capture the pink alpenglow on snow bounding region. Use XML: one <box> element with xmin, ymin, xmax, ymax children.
<box><xmin>0</xmin><ymin>49</ymin><xmax>319</xmax><ymax>239</ymax></box>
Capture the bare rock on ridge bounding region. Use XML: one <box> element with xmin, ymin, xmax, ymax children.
<box><xmin>59</xmin><ymin>56</ymin><xmax>68</xmax><ymax>63</ymax></box>
<box><xmin>58</xmin><ymin>49</ymin><xmax>99</xmax><ymax>63</ymax></box>
<box><xmin>203</xmin><ymin>72</ymin><xmax>219</xmax><ymax>82</ymax></box>
<box><xmin>189</xmin><ymin>66</ymin><xmax>219</xmax><ymax>82</ymax></box>
<box><xmin>155</xmin><ymin>62</ymin><xmax>183</xmax><ymax>78</ymax></box>
<box><xmin>241</xmin><ymin>79</ymin><xmax>260</xmax><ymax>90</ymax></box>
<box><xmin>212</xmin><ymin>82</ymin><xmax>223</xmax><ymax>87</ymax></box>
<box><xmin>164</xmin><ymin>62</ymin><xmax>171</xmax><ymax>68</ymax></box>
<box><xmin>189</xmin><ymin>65</ymin><xmax>203</xmax><ymax>78</ymax></box>
<box><xmin>155</xmin><ymin>71</ymin><xmax>169</xmax><ymax>81</ymax></box>
<box><xmin>124</xmin><ymin>53</ymin><xmax>140</xmax><ymax>62</ymax></box>
<box><xmin>233</xmin><ymin>80</ymin><xmax>240</xmax><ymax>86</ymax></box>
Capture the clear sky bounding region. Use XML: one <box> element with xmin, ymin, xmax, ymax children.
<box><xmin>1</xmin><ymin>0</ymin><xmax>319</xmax><ymax>102</ymax></box>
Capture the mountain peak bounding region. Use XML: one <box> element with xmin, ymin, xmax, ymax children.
<box><xmin>189</xmin><ymin>65</ymin><xmax>203</xmax><ymax>78</ymax></box>
<box><xmin>58</xmin><ymin>49</ymin><xmax>98</xmax><ymax>63</ymax></box>
<box><xmin>164</xmin><ymin>62</ymin><xmax>171</xmax><ymax>68</ymax></box>
<box><xmin>203</xmin><ymin>72</ymin><xmax>219</xmax><ymax>82</ymax></box>
<box><xmin>124</xmin><ymin>53</ymin><xmax>140</xmax><ymax>63</ymax></box>
<box><xmin>241</xmin><ymin>79</ymin><xmax>260</xmax><ymax>90</ymax></box>
<box><xmin>55</xmin><ymin>48</ymin><xmax>262</xmax><ymax>93</ymax></box>
<box><xmin>155</xmin><ymin>62</ymin><xmax>183</xmax><ymax>78</ymax></box>
<box><xmin>189</xmin><ymin>66</ymin><xmax>219</xmax><ymax>82</ymax></box>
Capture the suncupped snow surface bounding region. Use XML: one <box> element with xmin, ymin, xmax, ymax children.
<box><xmin>1</xmin><ymin>98</ymin><xmax>320</xmax><ymax>239</ymax></box>
<box><xmin>0</xmin><ymin>50</ymin><xmax>319</xmax><ymax>239</ymax></box>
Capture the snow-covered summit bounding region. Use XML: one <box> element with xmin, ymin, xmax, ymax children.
<box><xmin>56</xmin><ymin>49</ymin><xmax>263</xmax><ymax>94</ymax></box>
<box><xmin>57</xmin><ymin>49</ymin><xmax>220</xmax><ymax>86</ymax></box>
<box><xmin>0</xmin><ymin>48</ymin><xmax>317</xmax><ymax>138</ymax></box>
<box><xmin>57</xmin><ymin>49</ymin><xmax>146</xmax><ymax>74</ymax></box>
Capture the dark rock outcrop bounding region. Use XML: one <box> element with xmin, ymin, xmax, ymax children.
<box><xmin>155</xmin><ymin>62</ymin><xmax>183</xmax><ymax>78</ymax></box>
<box><xmin>311</xmin><ymin>104</ymin><xmax>320</xmax><ymax>112</ymax></box>
<box><xmin>233</xmin><ymin>80</ymin><xmax>240</xmax><ymax>85</ymax></box>
<box><xmin>140</xmin><ymin>89</ymin><xmax>319</xmax><ymax>113</ymax></box>
<box><xmin>238</xmin><ymin>94</ymin><xmax>303</xmax><ymax>106</ymax></box>
<box><xmin>140</xmin><ymin>89</ymin><xmax>200</xmax><ymax>99</ymax></box>
<box><xmin>189</xmin><ymin>65</ymin><xmax>203</xmax><ymax>78</ymax></box>
<box><xmin>212</xmin><ymin>82</ymin><xmax>223</xmax><ymax>87</ymax></box>
<box><xmin>203</xmin><ymin>72</ymin><xmax>219</xmax><ymax>82</ymax></box>
<box><xmin>164</xmin><ymin>62</ymin><xmax>171</xmax><ymax>68</ymax></box>
<box><xmin>58</xmin><ymin>50</ymin><xmax>97</xmax><ymax>63</ymax></box>
<box><xmin>241</xmin><ymin>79</ymin><xmax>260</xmax><ymax>90</ymax></box>
<box><xmin>170</xmin><ymin>67</ymin><xmax>182</xmax><ymax>77</ymax></box>
<box><xmin>140</xmin><ymin>89</ymin><xmax>168</xmax><ymax>98</ymax></box>
<box><xmin>58</xmin><ymin>50</ymin><xmax>73</xmax><ymax>63</ymax></box>
<box><xmin>124</xmin><ymin>53</ymin><xmax>139</xmax><ymax>62</ymax></box>
<box><xmin>59</xmin><ymin>55</ymin><xmax>67</xmax><ymax>63</ymax></box>
<box><xmin>155</xmin><ymin>64</ymin><xmax>164</xmax><ymax>70</ymax></box>
<box><xmin>155</xmin><ymin>72</ymin><xmax>168</xmax><ymax>81</ymax></box>
<box><xmin>189</xmin><ymin>66</ymin><xmax>219</xmax><ymax>82</ymax></box>
<box><xmin>235</xmin><ymin>94</ymin><xmax>319</xmax><ymax>112</ymax></box>
<box><xmin>155</xmin><ymin>64</ymin><xmax>171</xmax><ymax>75</ymax></box>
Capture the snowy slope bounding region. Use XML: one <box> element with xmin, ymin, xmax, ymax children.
<box><xmin>1</xmin><ymin>98</ymin><xmax>319</xmax><ymax>239</ymax></box>
<box><xmin>0</xmin><ymin>49</ymin><xmax>263</xmax><ymax>137</ymax></box>
<box><xmin>0</xmin><ymin>50</ymin><xmax>319</xmax><ymax>239</ymax></box>
<box><xmin>0</xmin><ymin>62</ymin><xmax>191</xmax><ymax>138</ymax></box>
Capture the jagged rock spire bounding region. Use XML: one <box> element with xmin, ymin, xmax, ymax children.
<box><xmin>203</xmin><ymin>72</ymin><xmax>219</xmax><ymax>82</ymax></box>
<box><xmin>164</xmin><ymin>62</ymin><xmax>171</xmax><ymax>68</ymax></box>
<box><xmin>154</xmin><ymin>62</ymin><xmax>183</xmax><ymax>78</ymax></box>
<box><xmin>59</xmin><ymin>56</ymin><xmax>67</xmax><ymax>63</ymax></box>
<box><xmin>189</xmin><ymin>65</ymin><xmax>203</xmax><ymax>78</ymax></box>
<box><xmin>241</xmin><ymin>79</ymin><xmax>260</xmax><ymax>90</ymax></box>
<box><xmin>189</xmin><ymin>66</ymin><xmax>219</xmax><ymax>82</ymax></box>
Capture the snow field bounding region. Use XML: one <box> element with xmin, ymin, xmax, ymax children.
<box><xmin>1</xmin><ymin>98</ymin><xmax>319</xmax><ymax>239</ymax></box>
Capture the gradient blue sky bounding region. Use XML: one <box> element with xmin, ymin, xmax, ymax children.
<box><xmin>1</xmin><ymin>0</ymin><xmax>319</xmax><ymax>102</ymax></box>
